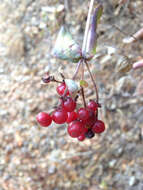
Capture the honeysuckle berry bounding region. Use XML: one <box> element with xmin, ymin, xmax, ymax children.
<box><xmin>80</xmin><ymin>126</ymin><xmax>88</xmax><ymax>134</ymax></box>
<box><xmin>42</xmin><ymin>75</ymin><xmax>54</xmax><ymax>83</ymax></box>
<box><xmin>67</xmin><ymin>121</ymin><xmax>84</xmax><ymax>138</ymax></box>
<box><xmin>52</xmin><ymin>109</ymin><xmax>68</xmax><ymax>124</ymax></box>
<box><xmin>92</xmin><ymin>120</ymin><xmax>105</xmax><ymax>134</ymax></box>
<box><xmin>85</xmin><ymin>129</ymin><xmax>95</xmax><ymax>138</ymax></box>
<box><xmin>36</xmin><ymin>112</ymin><xmax>52</xmax><ymax>127</ymax></box>
<box><xmin>56</xmin><ymin>83</ymin><xmax>69</xmax><ymax>96</ymax></box>
<box><xmin>62</xmin><ymin>96</ymin><xmax>76</xmax><ymax>112</ymax></box>
<box><xmin>81</xmin><ymin>108</ymin><xmax>96</xmax><ymax>128</ymax></box>
<box><xmin>78</xmin><ymin>134</ymin><xmax>86</xmax><ymax>141</ymax></box>
<box><xmin>87</xmin><ymin>100</ymin><xmax>98</xmax><ymax>111</ymax></box>
<box><xmin>77</xmin><ymin>108</ymin><xmax>89</xmax><ymax>121</ymax></box>
<box><xmin>66</xmin><ymin>111</ymin><xmax>77</xmax><ymax>123</ymax></box>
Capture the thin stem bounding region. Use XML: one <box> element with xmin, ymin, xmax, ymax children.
<box><xmin>72</xmin><ymin>59</ymin><xmax>83</xmax><ymax>80</ymax></box>
<box><xmin>82</xmin><ymin>0</ymin><xmax>95</xmax><ymax>54</ymax></box>
<box><xmin>84</xmin><ymin>60</ymin><xmax>99</xmax><ymax>103</ymax></box>
<box><xmin>62</xmin><ymin>86</ymin><xmax>68</xmax><ymax>98</ymax></box>
<box><xmin>112</xmin><ymin>24</ymin><xmax>138</xmax><ymax>42</ymax></box>
<box><xmin>81</xmin><ymin>61</ymin><xmax>84</xmax><ymax>80</ymax></box>
<box><xmin>60</xmin><ymin>73</ymin><xmax>65</xmax><ymax>81</ymax></box>
<box><xmin>81</xmin><ymin>87</ymin><xmax>86</xmax><ymax>108</ymax></box>
<box><xmin>54</xmin><ymin>79</ymin><xmax>63</xmax><ymax>83</ymax></box>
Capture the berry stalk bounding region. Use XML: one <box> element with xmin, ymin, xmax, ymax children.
<box><xmin>81</xmin><ymin>60</ymin><xmax>85</xmax><ymax>80</ymax></box>
<box><xmin>72</xmin><ymin>59</ymin><xmax>83</xmax><ymax>80</ymax></box>
<box><xmin>81</xmin><ymin>87</ymin><xmax>86</xmax><ymax>108</ymax></box>
<box><xmin>84</xmin><ymin>60</ymin><xmax>99</xmax><ymax>103</ymax></box>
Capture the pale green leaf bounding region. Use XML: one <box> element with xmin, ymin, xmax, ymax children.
<box><xmin>52</xmin><ymin>26</ymin><xmax>82</xmax><ymax>63</ymax></box>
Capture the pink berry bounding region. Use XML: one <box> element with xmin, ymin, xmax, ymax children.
<box><xmin>36</xmin><ymin>112</ymin><xmax>52</xmax><ymax>127</ymax></box>
<box><xmin>66</xmin><ymin>112</ymin><xmax>77</xmax><ymax>123</ymax></box>
<box><xmin>52</xmin><ymin>109</ymin><xmax>68</xmax><ymax>124</ymax></box>
<box><xmin>56</xmin><ymin>83</ymin><xmax>69</xmax><ymax>96</ymax></box>
<box><xmin>77</xmin><ymin>108</ymin><xmax>89</xmax><ymax>121</ymax></box>
<box><xmin>78</xmin><ymin>134</ymin><xmax>85</xmax><ymax>141</ymax></box>
<box><xmin>67</xmin><ymin>121</ymin><xmax>83</xmax><ymax>138</ymax></box>
<box><xmin>87</xmin><ymin>100</ymin><xmax>98</xmax><ymax>111</ymax></box>
<box><xmin>92</xmin><ymin>120</ymin><xmax>105</xmax><ymax>133</ymax></box>
<box><xmin>63</xmin><ymin>97</ymin><xmax>76</xmax><ymax>112</ymax></box>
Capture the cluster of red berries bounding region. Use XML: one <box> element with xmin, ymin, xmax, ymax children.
<box><xmin>36</xmin><ymin>82</ymin><xmax>105</xmax><ymax>142</ymax></box>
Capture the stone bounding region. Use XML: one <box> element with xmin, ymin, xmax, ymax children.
<box><xmin>129</xmin><ymin>176</ymin><xmax>137</xmax><ymax>186</ymax></box>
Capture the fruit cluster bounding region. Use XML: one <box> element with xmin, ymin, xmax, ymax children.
<box><xmin>36</xmin><ymin>81</ymin><xmax>105</xmax><ymax>142</ymax></box>
<box><xmin>36</xmin><ymin>2</ymin><xmax>105</xmax><ymax>142</ymax></box>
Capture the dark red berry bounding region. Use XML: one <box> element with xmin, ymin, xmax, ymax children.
<box><xmin>62</xmin><ymin>97</ymin><xmax>76</xmax><ymax>112</ymax></box>
<box><xmin>92</xmin><ymin>120</ymin><xmax>105</xmax><ymax>133</ymax></box>
<box><xmin>67</xmin><ymin>121</ymin><xmax>84</xmax><ymax>138</ymax></box>
<box><xmin>56</xmin><ymin>83</ymin><xmax>69</xmax><ymax>96</ymax></box>
<box><xmin>42</xmin><ymin>75</ymin><xmax>54</xmax><ymax>83</ymax></box>
<box><xmin>87</xmin><ymin>100</ymin><xmax>98</xmax><ymax>111</ymax></box>
<box><xmin>85</xmin><ymin>130</ymin><xmax>95</xmax><ymax>138</ymax></box>
<box><xmin>66</xmin><ymin>111</ymin><xmax>77</xmax><ymax>123</ymax></box>
<box><xmin>52</xmin><ymin>109</ymin><xmax>68</xmax><ymax>124</ymax></box>
<box><xmin>78</xmin><ymin>134</ymin><xmax>86</xmax><ymax>141</ymax></box>
<box><xmin>36</xmin><ymin>112</ymin><xmax>52</xmax><ymax>127</ymax></box>
<box><xmin>77</xmin><ymin>108</ymin><xmax>89</xmax><ymax>121</ymax></box>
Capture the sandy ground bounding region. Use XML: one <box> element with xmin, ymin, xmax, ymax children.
<box><xmin>0</xmin><ymin>0</ymin><xmax>143</xmax><ymax>189</ymax></box>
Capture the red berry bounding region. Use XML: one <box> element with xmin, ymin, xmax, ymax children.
<box><xmin>67</xmin><ymin>121</ymin><xmax>84</xmax><ymax>138</ymax></box>
<box><xmin>36</xmin><ymin>112</ymin><xmax>52</xmax><ymax>127</ymax></box>
<box><xmin>81</xmin><ymin>126</ymin><xmax>88</xmax><ymax>134</ymax></box>
<box><xmin>87</xmin><ymin>100</ymin><xmax>98</xmax><ymax>111</ymax></box>
<box><xmin>78</xmin><ymin>134</ymin><xmax>85</xmax><ymax>141</ymax></box>
<box><xmin>81</xmin><ymin>109</ymin><xmax>96</xmax><ymax>128</ymax></box>
<box><xmin>66</xmin><ymin>111</ymin><xmax>77</xmax><ymax>123</ymax></box>
<box><xmin>52</xmin><ymin>109</ymin><xmax>68</xmax><ymax>124</ymax></box>
<box><xmin>56</xmin><ymin>83</ymin><xmax>69</xmax><ymax>96</ymax></box>
<box><xmin>62</xmin><ymin>97</ymin><xmax>76</xmax><ymax>112</ymax></box>
<box><xmin>92</xmin><ymin>120</ymin><xmax>105</xmax><ymax>134</ymax></box>
<box><xmin>77</xmin><ymin>108</ymin><xmax>89</xmax><ymax>121</ymax></box>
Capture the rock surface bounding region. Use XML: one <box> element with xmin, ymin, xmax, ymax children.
<box><xmin>0</xmin><ymin>0</ymin><xmax>143</xmax><ymax>190</ymax></box>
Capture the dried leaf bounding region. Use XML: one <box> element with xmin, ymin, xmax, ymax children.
<box><xmin>87</xmin><ymin>4</ymin><xmax>103</xmax><ymax>54</ymax></box>
<box><xmin>116</xmin><ymin>56</ymin><xmax>132</xmax><ymax>73</ymax></box>
<box><xmin>52</xmin><ymin>26</ymin><xmax>82</xmax><ymax>62</ymax></box>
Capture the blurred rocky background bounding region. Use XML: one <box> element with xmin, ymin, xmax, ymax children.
<box><xmin>0</xmin><ymin>0</ymin><xmax>143</xmax><ymax>189</ymax></box>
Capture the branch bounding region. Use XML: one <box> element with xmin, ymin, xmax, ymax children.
<box><xmin>72</xmin><ymin>59</ymin><xmax>83</xmax><ymax>80</ymax></box>
<box><xmin>82</xmin><ymin>0</ymin><xmax>95</xmax><ymax>54</ymax></box>
<box><xmin>84</xmin><ymin>60</ymin><xmax>99</xmax><ymax>103</ymax></box>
